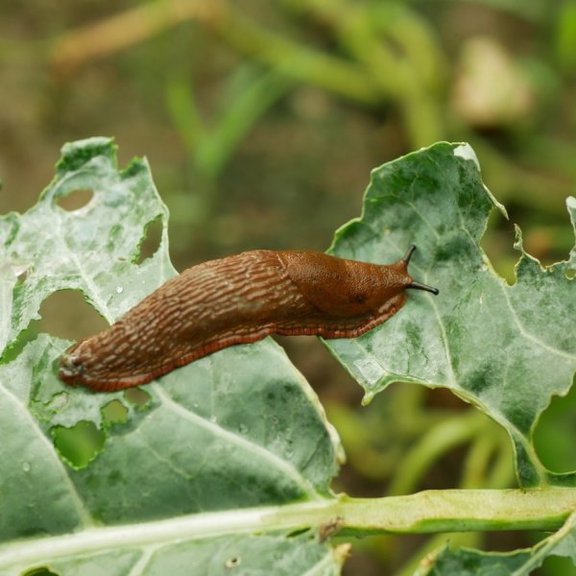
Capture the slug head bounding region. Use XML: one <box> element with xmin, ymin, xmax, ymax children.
<box><xmin>280</xmin><ymin>246</ymin><xmax>438</xmax><ymax>320</ymax></box>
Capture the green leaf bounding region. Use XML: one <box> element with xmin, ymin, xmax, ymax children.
<box><xmin>419</xmin><ymin>512</ymin><xmax>576</xmax><ymax>576</ymax></box>
<box><xmin>326</xmin><ymin>142</ymin><xmax>576</xmax><ymax>487</ymax></box>
<box><xmin>421</xmin><ymin>547</ymin><xmax>531</xmax><ymax>576</ymax></box>
<box><xmin>0</xmin><ymin>139</ymin><xmax>343</xmax><ymax>574</ymax></box>
<box><xmin>2</xmin><ymin>529</ymin><xmax>346</xmax><ymax>576</ymax></box>
<box><xmin>0</xmin><ymin>136</ymin><xmax>173</xmax><ymax>357</ymax></box>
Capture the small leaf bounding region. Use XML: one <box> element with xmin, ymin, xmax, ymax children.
<box><xmin>419</xmin><ymin>512</ymin><xmax>576</xmax><ymax>576</ymax></box>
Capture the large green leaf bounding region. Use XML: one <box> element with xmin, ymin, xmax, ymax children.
<box><xmin>0</xmin><ymin>139</ymin><xmax>342</xmax><ymax>575</ymax></box>
<box><xmin>326</xmin><ymin>142</ymin><xmax>576</xmax><ymax>487</ymax></box>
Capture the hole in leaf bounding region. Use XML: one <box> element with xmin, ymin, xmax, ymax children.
<box><xmin>52</xmin><ymin>420</ymin><xmax>105</xmax><ymax>469</ymax></box>
<box><xmin>1</xmin><ymin>324</ymin><xmax>39</xmax><ymax>364</ymax></box>
<box><xmin>102</xmin><ymin>399</ymin><xmax>129</xmax><ymax>425</ymax></box>
<box><xmin>541</xmin><ymin>552</ymin><xmax>576</xmax><ymax>574</ymax></box>
<box><xmin>533</xmin><ymin>377</ymin><xmax>576</xmax><ymax>473</ymax></box>
<box><xmin>522</xmin><ymin>227</ymin><xmax>564</xmax><ymax>267</ymax></box>
<box><xmin>56</xmin><ymin>188</ymin><xmax>94</xmax><ymax>211</ymax></box>
<box><xmin>135</xmin><ymin>215</ymin><xmax>163</xmax><ymax>265</ymax></box>
<box><xmin>224</xmin><ymin>556</ymin><xmax>241</xmax><ymax>569</ymax></box>
<box><xmin>479</xmin><ymin>207</ymin><xmax>516</xmax><ymax>285</ymax></box>
<box><xmin>22</xmin><ymin>567</ymin><xmax>59</xmax><ymax>576</ymax></box>
<box><xmin>15</xmin><ymin>265</ymin><xmax>29</xmax><ymax>284</ymax></box>
<box><xmin>124</xmin><ymin>387</ymin><xmax>151</xmax><ymax>407</ymax></box>
<box><xmin>39</xmin><ymin>290</ymin><xmax>108</xmax><ymax>341</ymax></box>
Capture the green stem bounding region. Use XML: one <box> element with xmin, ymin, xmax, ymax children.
<box><xmin>338</xmin><ymin>488</ymin><xmax>576</xmax><ymax>535</ymax></box>
<box><xmin>2</xmin><ymin>489</ymin><xmax>576</xmax><ymax>569</ymax></box>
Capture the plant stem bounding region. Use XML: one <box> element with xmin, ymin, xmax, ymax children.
<box><xmin>337</xmin><ymin>488</ymin><xmax>576</xmax><ymax>535</ymax></box>
<box><xmin>2</xmin><ymin>489</ymin><xmax>575</xmax><ymax>570</ymax></box>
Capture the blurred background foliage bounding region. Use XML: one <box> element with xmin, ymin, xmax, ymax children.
<box><xmin>1</xmin><ymin>1</ymin><xmax>575</xmax><ymax>574</ymax></box>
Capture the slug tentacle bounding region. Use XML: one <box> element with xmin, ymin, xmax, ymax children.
<box><xmin>401</xmin><ymin>245</ymin><xmax>439</xmax><ymax>295</ymax></box>
<box><xmin>59</xmin><ymin>246</ymin><xmax>439</xmax><ymax>392</ymax></box>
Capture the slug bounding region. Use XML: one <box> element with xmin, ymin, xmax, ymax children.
<box><xmin>59</xmin><ymin>245</ymin><xmax>438</xmax><ymax>391</ymax></box>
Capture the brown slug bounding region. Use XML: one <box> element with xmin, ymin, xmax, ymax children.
<box><xmin>59</xmin><ymin>245</ymin><xmax>438</xmax><ymax>392</ymax></box>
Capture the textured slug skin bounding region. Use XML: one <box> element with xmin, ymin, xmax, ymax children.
<box><xmin>59</xmin><ymin>249</ymin><xmax>436</xmax><ymax>392</ymax></box>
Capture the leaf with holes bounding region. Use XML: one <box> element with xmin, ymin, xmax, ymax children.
<box><xmin>0</xmin><ymin>139</ymin><xmax>343</xmax><ymax>576</ymax></box>
<box><xmin>326</xmin><ymin>142</ymin><xmax>576</xmax><ymax>487</ymax></box>
<box><xmin>0</xmin><ymin>137</ymin><xmax>173</xmax><ymax>355</ymax></box>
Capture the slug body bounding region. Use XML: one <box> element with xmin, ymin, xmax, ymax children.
<box><xmin>59</xmin><ymin>247</ymin><xmax>438</xmax><ymax>391</ymax></box>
